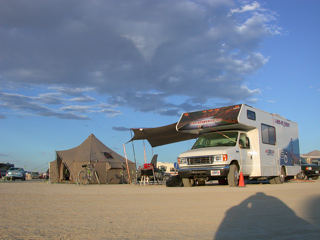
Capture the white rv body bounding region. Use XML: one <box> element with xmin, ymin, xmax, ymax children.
<box><xmin>177</xmin><ymin>104</ymin><xmax>301</xmax><ymax>187</ymax></box>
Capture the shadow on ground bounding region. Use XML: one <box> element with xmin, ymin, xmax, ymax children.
<box><xmin>215</xmin><ymin>192</ymin><xmax>320</xmax><ymax>239</ymax></box>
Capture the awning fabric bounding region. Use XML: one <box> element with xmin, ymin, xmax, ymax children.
<box><xmin>129</xmin><ymin>122</ymin><xmax>199</xmax><ymax>147</ymax></box>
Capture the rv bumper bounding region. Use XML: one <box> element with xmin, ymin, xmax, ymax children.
<box><xmin>178</xmin><ymin>165</ymin><xmax>230</xmax><ymax>179</ymax></box>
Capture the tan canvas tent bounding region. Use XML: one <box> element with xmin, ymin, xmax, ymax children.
<box><xmin>50</xmin><ymin>134</ymin><xmax>136</xmax><ymax>184</ymax></box>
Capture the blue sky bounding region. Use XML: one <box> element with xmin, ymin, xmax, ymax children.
<box><xmin>0</xmin><ymin>0</ymin><xmax>319</xmax><ymax>172</ymax></box>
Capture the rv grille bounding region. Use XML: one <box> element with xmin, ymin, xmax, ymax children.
<box><xmin>187</xmin><ymin>156</ymin><xmax>213</xmax><ymax>165</ymax></box>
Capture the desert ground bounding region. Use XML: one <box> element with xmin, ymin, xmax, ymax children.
<box><xmin>1</xmin><ymin>179</ymin><xmax>320</xmax><ymax>240</ymax></box>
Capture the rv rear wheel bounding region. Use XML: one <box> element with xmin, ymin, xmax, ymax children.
<box><xmin>227</xmin><ymin>164</ymin><xmax>239</xmax><ymax>187</ymax></box>
<box><xmin>182</xmin><ymin>178</ymin><xmax>194</xmax><ymax>187</ymax></box>
<box><xmin>274</xmin><ymin>167</ymin><xmax>286</xmax><ymax>184</ymax></box>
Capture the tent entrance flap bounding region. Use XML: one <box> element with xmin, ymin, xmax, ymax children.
<box><xmin>129</xmin><ymin>122</ymin><xmax>199</xmax><ymax>147</ymax></box>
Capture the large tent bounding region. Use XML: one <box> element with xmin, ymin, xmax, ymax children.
<box><xmin>50</xmin><ymin>134</ymin><xmax>136</xmax><ymax>184</ymax></box>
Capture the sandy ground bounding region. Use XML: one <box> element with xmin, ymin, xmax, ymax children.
<box><xmin>1</xmin><ymin>179</ymin><xmax>320</xmax><ymax>240</ymax></box>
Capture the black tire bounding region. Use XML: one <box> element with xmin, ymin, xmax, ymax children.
<box><xmin>78</xmin><ymin>171</ymin><xmax>89</xmax><ymax>185</ymax></box>
<box><xmin>296</xmin><ymin>171</ymin><xmax>306</xmax><ymax>180</ymax></box>
<box><xmin>274</xmin><ymin>167</ymin><xmax>286</xmax><ymax>184</ymax></box>
<box><xmin>166</xmin><ymin>175</ymin><xmax>183</xmax><ymax>187</ymax></box>
<box><xmin>312</xmin><ymin>176</ymin><xmax>319</xmax><ymax>180</ymax></box>
<box><xmin>227</xmin><ymin>164</ymin><xmax>239</xmax><ymax>187</ymax></box>
<box><xmin>182</xmin><ymin>178</ymin><xmax>194</xmax><ymax>187</ymax></box>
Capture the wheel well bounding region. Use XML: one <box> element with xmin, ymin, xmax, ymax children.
<box><xmin>230</xmin><ymin>160</ymin><xmax>239</xmax><ymax>169</ymax></box>
<box><xmin>281</xmin><ymin>165</ymin><xmax>287</xmax><ymax>175</ymax></box>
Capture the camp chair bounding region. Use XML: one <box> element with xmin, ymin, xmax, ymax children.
<box><xmin>140</xmin><ymin>154</ymin><xmax>158</xmax><ymax>185</ymax></box>
<box><xmin>150</xmin><ymin>154</ymin><xmax>158</xmax><ymax>168</ymax></box>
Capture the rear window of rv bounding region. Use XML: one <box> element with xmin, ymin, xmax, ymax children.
<box><xmin>247</xmin><ymin>110</ymin><xmax>256</xmax><ymax>120</ymax></box>
<box><xmin>261</xmin><ymin>124</ymin><xmax>276</xmax><ymax>145</ymax></box>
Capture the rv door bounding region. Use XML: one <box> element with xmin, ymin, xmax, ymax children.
<box><xmin>239</xmin><ymin>133</ymin><xmax>253</xmax><ymax>175</ymax></box>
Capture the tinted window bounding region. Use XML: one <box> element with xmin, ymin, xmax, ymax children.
<box><xmin>261</xmin><ymin>124</ymin><xmax>276</xmax><ymax>145</ymax></box>
<box><xmin>247</xmin><ymin>110</ymin><xmax>256</xmax><ymax>120</ymax></box>
<box><xmin>192</xmin><ymin>132</ymin><xmax>238</xmax><ymax>149</ymax></box>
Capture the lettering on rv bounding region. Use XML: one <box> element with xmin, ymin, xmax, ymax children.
<box><xmin>265</xmin><ymin>149</ymin><xmax>275</xmax><ymax>156</ymax></box>
<box><xmin>274</xmin><ymin>119</ymin><xmax>290</xmax><ymax>127</ymax></box>
<box><xmin>190</xmin><ymin>118</ymin><xmax>223</xmax><ymax>126</ymax></box>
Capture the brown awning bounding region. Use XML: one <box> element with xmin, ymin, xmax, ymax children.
<box><xmin>129</xmin><ymin>122</ymin><xmax>199</xmax><ymax>147</ymax></box>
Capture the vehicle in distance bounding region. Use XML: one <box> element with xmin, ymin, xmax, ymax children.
<box><xmin>6</xmin><ymin>167</ymin><xmax>26</xmax><ymax>180</ymax></box>
<box><xmin>31</xmin><ymin>171</ymin><xmax>40</xmax><ymax>179</ymax></box>
<box><xmin>296</xmin><ymin>159</ymin><xmax>320</xmax><ymax>180</ymax></box>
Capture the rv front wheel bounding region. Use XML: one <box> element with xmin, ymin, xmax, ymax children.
<box><xmin>227</xmin><ymin>164</ymin><xmax>239</xmax><ymax>187</ymax></box>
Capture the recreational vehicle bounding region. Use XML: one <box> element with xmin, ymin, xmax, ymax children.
<box><xmin>177</xmin><ymin>104</ymin><xmax>301</xmax><ymax>187</ymax></box>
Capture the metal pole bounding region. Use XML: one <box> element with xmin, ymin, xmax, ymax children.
<box><xmin>130</xmin><ymin>131</ymin><xmax>138</xmax><ymax>183</ymax></box>
<box><xmin>123</xmin><ymin>143</ymin><xmax>131</xmax><ymax>184</ymax></box>
<box><xmin>143</xmin><ymin>139</ymin><xmax>147</xmax><ymax>164</ymax></box>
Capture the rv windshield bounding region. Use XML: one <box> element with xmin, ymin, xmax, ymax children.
<box><xmin>192</xmin><ymin>132</ymin><xmax>238</xmax><ymax>149</ymax></box>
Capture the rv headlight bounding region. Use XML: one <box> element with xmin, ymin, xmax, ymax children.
<box><xmin>178</xmin><ymin>157</ymin><xmax>187</xmax><ymax>164</ymax></box>
<box><xmin>306</xmin><ymin>167</ymin><xmax>312</xmax><ymax>170</ymax></box>
<box><xmin>214</xmin><ymin>154</ymin><xmax>228</xmax><ymax>162</ymax></box>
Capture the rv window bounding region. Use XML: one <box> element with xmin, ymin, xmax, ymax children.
<box><xmin>192</xmin><ymin>132</ymin><xmax>238</xmax><ymax>149</ymax></box>
<box><xmin>261</xmin><ymin>124</ymin><xmax>276</xmax><ymax>145</ymax></box>
<box><xmin>247</xmin><ymin>110</ymin><xmax>256</xmax><ymax>120</ymax></box>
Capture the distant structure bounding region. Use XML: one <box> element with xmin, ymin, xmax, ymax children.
<box><xmin>0</xmin><ymin>162</ymin><xmax>14</xmax><ymax>176</ymax></box>
<box><xmin>301</xmin><ymin>150</ymin><xmax>320</xmax><ymax>165</ymax></box>
<box><xmin>157</xmin><ymin>162</ymin><xmax>178</xmax><ymax>176</ymax></box>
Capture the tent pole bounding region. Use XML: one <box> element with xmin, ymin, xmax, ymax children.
<box><xmin>143</xmin><ymin>140</ymin><xmax>147</xmax><ymax>164</ymax></box>
<box><xmin>123</xmin><ymin>144</ymin><xmax>131</xmax><ymax>184</ymax></box>
<box><xmin>130</xmin><ymin>131</ymin><xmax>138</xmax><ymax>183</ymax></box>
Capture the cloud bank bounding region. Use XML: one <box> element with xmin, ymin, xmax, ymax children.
<box><xmin>0</xmin><ymin>0</ymin><xmax>280</xmax><ymax>119</ymax></box>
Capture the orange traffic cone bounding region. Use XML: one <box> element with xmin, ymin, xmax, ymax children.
<box><xmin>239</xmin><ymin>172</ymin><xmax>245</xmax><ymax>187</ymax></box>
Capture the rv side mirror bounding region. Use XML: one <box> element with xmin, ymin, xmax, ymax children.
<box><xmin>246</xmin><ymin>137</ymin><xmax>250</xmax><ymax>148</ymax></box>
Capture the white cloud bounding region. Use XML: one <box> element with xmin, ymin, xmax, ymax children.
<box><xmin>228</xmin><ymin>1</ymin><xmax>261</xmax><ymax>16</ymax></box>
<box><xmin>69</xmin><ymin>96</ymin><xmax>96</xmax><ymax>103</ymax></box>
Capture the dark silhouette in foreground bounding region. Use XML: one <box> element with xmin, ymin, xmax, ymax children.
<box><xmin>215</xmin><ymin>192</ymin><xmax>320</xmax><ymax>239</ymax></box>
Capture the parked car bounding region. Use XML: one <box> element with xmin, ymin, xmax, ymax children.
<box><xmin>296</xmin><ymin>159</ymin><xmax>320</xmax><ymax>180</ymax></box>
<box><xmin>6</xmin><ymin>167</ymin><xmax>26</xmax><ymax>181</ymax></box>
<box><xmin>31</xmin><ymin>171</ymin><xmax>40</xmax><ymax>179</ymax></box>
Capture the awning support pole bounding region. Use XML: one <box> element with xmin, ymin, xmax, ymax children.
<box><xmin>123</xmin><ymin>144</ymin><xmax>131</xmax><ymax>184</ymax></box>
<box><xmin>143</xmin><ymin>140</ymin><xmax>147</xmax><ymax>164</ymax></box>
